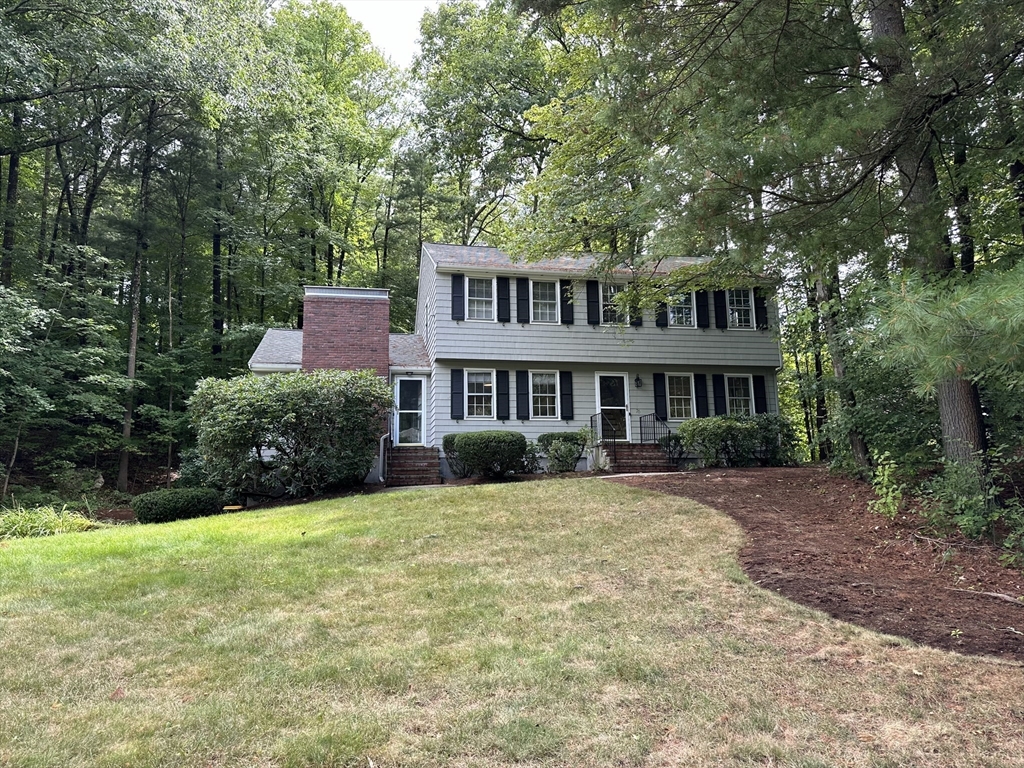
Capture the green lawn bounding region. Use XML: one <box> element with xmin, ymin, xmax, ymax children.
<box><xmin>1</xmin><ymin>479</ymin><xmax>1022</xmax><ymax>767</ymax></box>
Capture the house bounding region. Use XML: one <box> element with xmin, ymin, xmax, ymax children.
<box><xmin>248</xmin><ymin>243</ymin><xmax>783</xmax><ymax>484</ymax></box>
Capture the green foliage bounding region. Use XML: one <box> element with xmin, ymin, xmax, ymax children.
<box><xmin>189</xmin><ymin>370</ymin><xmax>392</xmax><ymax>499</ymax></box>
<box><xmin>448</xmin><ymin>431</ymin><xmax>530</xmax><ymax>479</ymax></box>
<box><xmin>442</xmin><ymin>433</ymin><xmax>472</xmax><ymax>478</ymax></box>
<box><xmin>921</xmin><ymin>458</ymin><xmax>1000</xmax><ymax>539</ymax></box>
<box><xmin>868</xmin><ymin>451</ymin><xmax>905</xmax><ymax>520</ymax></box>
<box><xmin>676</xmin><ymin>415</ymin><xmax>795</xmax><ymax>468</ymax></box>
<box><xmin>0</xmin><ymin>503</ymin><xmax>100</xmax><ymax>538</ymax></box>
<box><xmin>132</xmin><ymin>488</ymin><xmax>223</xmax><ymax>525</ymax></box>
<box><xmin>538</xmin><ymin>429</ymin><xmax>590</xmax><ymax>473</ymax></box>
<box><xmin>658</xmin><ymin>434</ymin><xmax>687</xmax><ymax>467</ymax></box>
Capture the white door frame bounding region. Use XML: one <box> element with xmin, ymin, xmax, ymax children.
<box><xmin>594</xmin><ymin>371</ymin><xmax>631</xmax><ymax>442</ymax></box>
<box><xmin>394</xmin><ymin>376</ymin><xmax>426</xmax><ymax>446</ymax></box>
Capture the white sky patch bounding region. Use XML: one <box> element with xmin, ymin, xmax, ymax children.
<box><xmin>339</xmin><ymin>0</ymin><xmax>444</xmax><ymax>68</ymax></box>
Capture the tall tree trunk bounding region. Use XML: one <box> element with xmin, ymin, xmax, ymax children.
<box><xmin>37</xmin><ymin>145</ymin><xmax>51</xmax><ymax>263</ymax></box>
<box><xmin>0</xmin><ymin>107</ymin><xmax>22</xmax><ymax>287</ymax></box>
<box><xmin>952</xmin><ymin>137</ymin><xmax>975</xmax><ymax>274</ymax></box>
<box><xmin>806</xmin><ymin>285</ymin><xmax>831</xmax><ymax>462</ymax></box>
<box><xmin>117</xmin><ymin>99</ymin><xmax>158</xmax><ymax>493</ymax></box>
<box><xmin>212</xmin><ymin>129</ymin><xmax>224</xmax><ymax>365</ymax></box>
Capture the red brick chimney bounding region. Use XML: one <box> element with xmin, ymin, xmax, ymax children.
<box><xmin>301</xmin><ymin>286</ymin><xmax>390</xmax><ymax>377</ymax></box>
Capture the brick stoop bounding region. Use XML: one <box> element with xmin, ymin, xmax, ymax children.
<box><xmin>387</xmin><ymin>446</ymin><xmax>443</xmax><ymax>487</ymax></box>
<box><xmin>605</xmin><ymin>443</ymin><xmax>676</xmax><ymax>474</ymax></box>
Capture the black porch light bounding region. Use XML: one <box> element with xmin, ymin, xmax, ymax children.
<box><xmin>634</xmin><ymin>374</ymin><xmax>643</xmax><ymax>389</ymax></box>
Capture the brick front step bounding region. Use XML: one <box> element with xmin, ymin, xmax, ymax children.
<box><xmin>604</xmin><ymin>443</ymin><xmax>676</xmax><ymax>474</ymax></box>
<box><xmin>387</xmin><ymin>447</ymin><xmax>442</xmax><ymax>487</ymax></box>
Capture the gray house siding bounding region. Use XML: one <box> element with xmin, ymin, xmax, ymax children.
<box><xmin>429</xmin><ymin>272</ymin><xmax>783</xmax><ymax>369</ymax></box>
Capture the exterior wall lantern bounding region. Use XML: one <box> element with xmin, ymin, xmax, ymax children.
<box><xmin>634</xmin><ymin>374</ymin><xmax>643</xmax><ymax>389</ymax></box>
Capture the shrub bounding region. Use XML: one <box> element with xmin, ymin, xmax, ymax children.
<box><xmin>450</xmin><ymin>431</ymin><xmax>529</xmax><ymax>479</ymax></box>
<box><xmin>538</xmin><ymin>429</ymin><xmax>590</xmax><ymax>473</ymax></box>
<box><xmin>868</xmin><ymin>451</ymin><xmax>905</xmax><ymax>520</ymax></box>
<box><xmin>676</xmin><ymin>415</ymin><xmax>796</xmax><ymax>468</ymax></box>
<box><xmin>921</xmin><ymin>456</ymin><xmax>999</xmax><ymax>538</ymax></box>
<box><xmin>132</xmin><ymin>488</ymin><xmax>223</xmax><ymax>524</ymax></box>
<box><xmin>189</xmin><ymin>370</ymin><xmax>392</xmax><ymax>499</ymax></box>
<box><xmin>442</xmin><ymin>433</ymin><xmax>472</xmax><ymax>478</ymax></box>
<box><xmin>0</xmin><ymin>503</ymin><xmax>100</xmax><ymax>538</ymax></box>
<box><xmin>658</xmin><ymin>434</ymin><xmax>688</xmax><ymax>467</ymax></box>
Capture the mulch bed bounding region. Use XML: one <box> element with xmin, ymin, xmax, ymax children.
<box><xmin>611</xmin><ymin>466</ymin><xmax>1024</xmax><ymax>662</ymax></box>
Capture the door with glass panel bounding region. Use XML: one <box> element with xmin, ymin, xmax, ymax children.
<box><xmin>394</xmin><ymin>378</ymin><xmax>425</xmax><ymax>445</ymax></box>
<box><xmin>596</xmin><ymin>373</ymin><xmax>630</xmax><ymax>441</ymax></box>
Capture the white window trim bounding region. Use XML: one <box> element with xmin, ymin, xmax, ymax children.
<box><xmin>530</xmin><ymin>279</ymin><xmax>559</xmax><ymax>324</ymax></box>
<box><xmin>465</xmin><ymin>368</ymin><xmax>497</xmax><ymax>419</ymax></box>
<box><xmin>726</xmin><ymin>288</ymin><xmax>755</xmax><ymax>330</ymax></box>
<box><xmin>724</xmin><ymin>373</ymin><xmax>755</xmax><ymax>416</ymax></box>
<box><xmin>601</xmin><ymin>283</ymin><xmax>629</xmax><ymax>325</ymax></box>
<box><xmin>668</xmin><ymin>291</ymin><xmax>697</xmax><ymax>328</ymax></box>
<box><xmin>594</xmin><ymin>371</ymin><xmax>631</xmax><ymax>442</ymax></box>
<box><xmin>665</xmin><ymin>372</ymin><xmax>695</xmax><ymax>420</ymax></box>
<box><xmin>393</xmin><ymin>376</ymin><xmax>426</xmax><ymax>445</ymax></box>
<box><xmin>529</xmin><ymin>369</ymin><xmax>560</xmax><ymax>420</ymax></box>
<box><xmin>466</xmin><ymin>276</ymin><xmax>497</xmax><ymax>323</ymax></box>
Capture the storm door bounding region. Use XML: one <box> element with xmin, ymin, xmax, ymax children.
<box><xmin>596</xmin><ymin>373</ymin><xmax>630</xmax><ymax>442</ymax></box>
<box><xmin>394</xmin><ymin>378</ymin><xmax>425</xmax><ymax>445</ymax></box>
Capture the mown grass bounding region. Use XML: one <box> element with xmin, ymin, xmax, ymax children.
<box><xmin>1</xmin><ymin>479</ymin><xmax>1022</xmax><ymax>767</ymax></box>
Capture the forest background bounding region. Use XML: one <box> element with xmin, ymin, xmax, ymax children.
<box><xmin>2</xmin><ymin>0</ymin><xmax>1024</xmax><ymax>526</ymax></box>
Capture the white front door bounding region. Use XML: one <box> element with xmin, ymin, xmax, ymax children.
<box><xmin>394</xmin><ymin>377</ymin><xmax>425</xmax><ymax>445</ymax></box>
<box><xmin>596</xmin><ymin>373</ymin><xmax>630</xmax><ymax>442</ymax></box>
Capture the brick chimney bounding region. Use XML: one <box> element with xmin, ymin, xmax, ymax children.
<box><xmin>301</xmin><ymin>286</ymin><xmax>390</xmax><ymax>377</ymax></box>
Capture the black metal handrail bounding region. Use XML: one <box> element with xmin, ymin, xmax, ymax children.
<box><xmin>639</xmin><ymin>413</ymin><xmax>670</xmax><ymax>444</ymax></box>
<box><xmin>590</xmin><ymin>412</ymin><xmax>620</xmax><ymax>464</ymax></box>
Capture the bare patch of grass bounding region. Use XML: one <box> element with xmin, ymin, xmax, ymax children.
<box><xmin>0</xmin><ymin>479</ymin><xmax>1022</xmax><ymax>767</ymax></box>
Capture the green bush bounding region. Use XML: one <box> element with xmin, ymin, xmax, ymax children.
<box><xmin>450</xmin><ymin>431</ymin><xmax>530</xmax><ymax>479</ymax></box>
<box><xmin>132</xmin><ymin>488</ymin><xmax>223</xmax><ymax>524</ymax></box>
<box><xmin>442</xmin><ymin>433</ymin><xmax>472</xmax><ymax>478</ymax></box>
<box><xmin>189</xmin><ymin>370</ymin><xmax>392</xmax><ymax>499</ymax></box>
<box><xmin>676</xmin><ymin>415</ymin><xmax>796</xmax><ymax>468</ymax></box>
<box><xmin>658</xmin><ymin>434</ymin><xmax>688</xmax><ymax>467</ymax></box>
<box><xmin>0</xmin><ymin>503</ymin><xmax>100</xmax><ymax>538</ymax></box>
<box><xmin>538</xmin><ymin>429</ymin><xmax>590</xmax><ymax>473</ymax></box>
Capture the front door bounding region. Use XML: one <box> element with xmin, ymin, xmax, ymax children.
<box><xmin>395</xmin><ymin>377</ymin><xmax>425</xmax><ymax>445</ymax></box>
<box><xmin>596</xmin><ymin>373</ymin><xmax>630</xmax><ymax>442</ymax></box>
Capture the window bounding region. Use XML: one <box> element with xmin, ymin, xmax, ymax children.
<box><xmin>667</xmin><ymin>374</ymin><xmax>693</xmax><ymax>419</ymax></box>
<box><xmin>531</xmin><ymin>371</ymin><xmax>558</xmax><ymax>418</ymax></box>
<box><xmin>466</xmin><ymin>370</ymin><xmax>494</xmax><ymax>417</ymax></box>
<box><xmin>531</xmin><ymin>281</ymin><xmax>558</xmax><ymax>323</ymax></box>
<box><xmin>670</xmin><ymin>292</ymin><xmax>695</xmax><ymax>327</ymax></box>
<box><xmin>727</xmin><ymin>288</ymin><xmax>753</xmax><ymax>329</ymax></box>
<box><xmin>467</xmin><ymin>277</ymin><xmax>494</xmax><ymax>320</ymax></box>
<box><xmin>726</xmin><ymin>375</ymin><xmax>752</xmax><ymax>415</ymax></box>
<box><xmin>602</xmin><ymin>283</ymin><xmax>625</xmax><ymax>324</ymax></box>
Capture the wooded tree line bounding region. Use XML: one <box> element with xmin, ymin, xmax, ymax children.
<box><xmin>3</xmin><ymin>0</ymin><xmax>1024</xmax><ymax>510</ymax></box>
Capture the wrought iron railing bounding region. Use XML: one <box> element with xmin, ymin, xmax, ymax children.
<box><xmin>590</xmin><ymin>412</ymin><xmax>620</xmax><ymax>464</ymax></box>
<box><xmin>639</xmin><ymin>413</ymin><xmax>670</xmax><ymax>444</ymax></box>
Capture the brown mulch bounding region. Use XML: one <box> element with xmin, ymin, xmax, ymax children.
<box><xmin>610</xmin><ymin>466</ymin><xmax>1024</xmax><ymax>663</ymax></box>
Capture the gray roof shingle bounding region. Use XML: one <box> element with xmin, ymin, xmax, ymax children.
<box><xmin>249</xmin><ymin>328</ymin><xmax>302</xmax><ymax>369</ymax></box>
<box><xmin>389</xmin><ymin>334</ymin><xmax>429</xmax><ymax>369</ymax></box>
<box><xmin>421</xmin><ymin>243</ymin><xmax>702</xmax><ymax>276</ymax></box>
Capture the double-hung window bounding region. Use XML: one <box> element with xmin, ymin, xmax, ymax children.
<box><xmin>602</xmin><ymin>284</ymin><xmax>625</xmax><ymax>324</ymax></box>
<box><xmin>727</xmin><ymin>289</ymin><xmax>754</xmax><ymax>329</ymax></box>
<box><xmin>467</xmin><ymin>278</ymin><xmax>494</xmax><ymax>320</ymax></box>
<box><xmin>670</xmin><ymin>292</ymin><xmax>695</xmax><ymax>327</ymax></box>
<box><xmin>466</xmin><ymin>370</ymin><xmax>494</xmax><ymax>417</ymax></box>
<box><xmin>667</xmin><ymin>374</ymin><xmax>694</xmax><ymax>419</ymax></box>
<box><xmin>531</xmin><ymin>281</ymin><xmax>558</xmax><ymax>323</ymax></box>
<box><xmin>531</xmin><ymin>371</ymin><xmax>558</xmax><ymax>418</ymax></box>
<box><xmin>726</xmin><ymin>375</ymin><xmax>753</xmax><ymax>415</ymax></box>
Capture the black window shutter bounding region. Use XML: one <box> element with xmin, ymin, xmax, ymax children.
<box><xmin>696</xmin><ymin>291</ymin><xmax>710</xmax><ymax>328</ymax></box>
<box><xmin>694</xmin><ymin>374</ymin><xmax>709</xmax><ymax>417</ymax></box>
<box><xmin>451</xmin><ymin>368</ymin><xmax>464</xmax><ymax>419</ymax></box>
<box><xmin>496</xmin><ymin>369</ymin><xmax>510</xmax><ymax>419</ymax></box>
<box><xmin>712</xmin><ymin>373</ymin><xmax>727</xmax><ymax>415</ymax></box>
<box><xmin>630</xmin><ymin>302</ymin><xmax>642</xmax><ymax>327</ymax></box>
<box><xmin>560</xmin><ymin>280</ymin><xmax>574</xmax><ymax>325</ymax></box>
<box><xmin>451</xmin><ymin>274</ymin><xmax>465</xmax><ymax>321</ymax></box>
<box><xmin>586</xmin><ymin>280</ymin><xmax>600</xmax><ymax>325</ymax></box>
<box><xmin>559</xmin><ymin>371</ymin><xmax>573</xmax><ymax>420</ymax></box>
<box><xmin>754</xmin><ymin>289</ymin><xmax>768</xmax><ymax>330</ymax></box>
<box><xmin>516</xmin><ymin>277</ymin><xmax>530</xmax><ymax>323</ymax></box>
<box><xmin>653</xmin><ymin>373</ymin><xmax>667</xmax><ymax>420</ymax></box>
<box><xmin>713</xmin><ymin>290</ymin><xmax>728</xmax><ymax>329</ymax></box>
<box><xmin>656</xmin><ymin>302</ymin><xmax>668</xmax><ymax>327</ymax></box>
<box><xmin>497</xmin><ymin>277</ymin><xmax>510</xmax><ymax>323</ymax></box>
<box><xmin>516</xmin><ymin>370</ymin><xmax>530</xmax><ymax>419</ymax></box>
<box><xmin>753</xmin><ymin>375</ymin><xmax>768</xmax><ymax>414</ymax></box>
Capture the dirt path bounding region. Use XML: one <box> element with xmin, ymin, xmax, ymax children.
<box><xmin>611</xmin><ymin>466</ymin><xmax>1024</xmax><ymax>662</ymax></box>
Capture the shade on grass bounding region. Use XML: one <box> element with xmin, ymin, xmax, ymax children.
<box><xmin>1</xmin><ymin>479</ymin><xmax>1022</xmax><ymax>767</ymax></box>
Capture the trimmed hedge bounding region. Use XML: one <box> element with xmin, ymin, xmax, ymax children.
<box><xmin>132</xmin><ymin>488</ymin><xmax>223</xmax><ymax>524</ymax></box>
<box><xmin>448</xmin><ymin>431</ymin><xmax>530</xmax><ymax>479</ymax></box>
<box><xmin>538</xmin><ymin>429</ymin><xmax>591</xmax><ymax>473</ymax></box>
<box><xmin>675</xmin><ymin>414</ymin><xmax>796</xmax><ymax>468</ymax></box>
<box><xmin>442</xmin><ymin>433</ymin><xmax>472</xmax><ymax>478</ymax></box>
